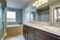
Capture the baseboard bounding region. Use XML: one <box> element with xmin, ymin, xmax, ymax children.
<box><xmin>1</xmin><ymin>33</ymin><xmax>7</xmax><ymax>40</ymax></box>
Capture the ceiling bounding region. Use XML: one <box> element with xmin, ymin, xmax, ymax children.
<box><xmin>7</xmin><ymin>0</ymin><xmax>59</xmax><ymax>10</ymax></box>
<box><xmin>7</xmin><ymin>0</ymin><xmax>33</xmax><ymax>9</ymax></box>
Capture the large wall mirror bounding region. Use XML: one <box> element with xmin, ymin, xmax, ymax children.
<box><xmin>31</xmin><ymin>7</ymin><xmax>37</xmax><ymax>22</ymax></box>
<box><xmin>30</xmin><ymin>0</ymin><xmax>60</xmax><ymax>26</ymax></box>
<box><xmin>50</xmin><ymin>1</ymin><xmax>60</xmax><ymax>23</ymax></box>
<box><xmin>37</xmin><ymin>6</ymin><xmax>49</xmax><ymax>22</ymax></box>
<box><xmin>30</xmin><ymin>6</ymin><xmax>50</xmax><ymax>24</ymax></box>
<box><xmin>50</xmin><ymin>1</ymin><xmax>60</xmax><ymax>26</ymax></box>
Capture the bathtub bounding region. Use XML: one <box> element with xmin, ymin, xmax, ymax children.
<box><xmin>7</xmin><ymin>24</ymin><xmax>23</xmax><ymax>28</ymax></box>
<box><xmin>7</xmin><ymin>24</ymin><xmax>23</xmax><ymax>36</ymax></box>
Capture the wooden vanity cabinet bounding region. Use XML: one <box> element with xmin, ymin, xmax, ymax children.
<box><xmin>23</xmin><ymin>25</ymin><xmax>35</xmax><ymax>40</ymax></box>
<box><xmin>27</xmin><ymin>26</ymin><xmax>35</xmax><ymax>40</ymax></box>
<box><xmin>35</xmin><ymin>29</ymin><xmax>60</xmax><ymax>40</ymax></box>
<box><xmin>23</xmin><ymin>25</ymin><xmax>60</xmax><ymax>40</ymax></box>
<box><xmin>23</xmin><ymin>25</ymin><xmax>28</xmax><ymax>40</ymax></box>
<box><xmin>35</xmin><ymin>34</ymin><xmax>44</xmax><ymax>40</ymax></box>
<box><xmin>35</xmin><ymin>29</ymin><xmax>45</xmax><ymax>40</ymax></box>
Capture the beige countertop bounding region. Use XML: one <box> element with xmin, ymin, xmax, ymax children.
<box><xmin>25</xmin><ymin>22</ymin><xmax>60</xmax><ymax>36</ymax></box>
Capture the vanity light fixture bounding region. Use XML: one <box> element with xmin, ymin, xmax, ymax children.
<box><xmin>44</xmin><ymin>0</ymin><xmax>48</xmax><ymax>3</ymax></box>
<box><xmin>35</xmin><ymin>1</ymin><xmax>39</xmax><ymax>7</ymax></box>
<box><xmin>36</xmin><ymin>4</ymin><xmax>39</xmax><ymax>7</ymax></box>
<box><xmin>35</xmin><ymin>1</ymin><xmax>38</xmax><ymax>5</ymax></box>
<box><xmin>38</xmin><ymin>0</ymin><xmax>42</xmax><ymax>2</ymax></box>
<box><xmin>33</xmin><ymin>3</ymin><xmax>35</xmax><ymax>6</ymax></box>
<box><xmin>41</xmin><ymin>0</ymin><xmax>45</xmax><ymax>4</ymax></box>
<box><xmin>39</xmin><ymin>2</ymin><xmax>41</xmax><ymax>6</ymax></box>
<box><xmin>33</xmin><ymin>0</ymin><xmax>48</xmax><ymax>8</ymax></box>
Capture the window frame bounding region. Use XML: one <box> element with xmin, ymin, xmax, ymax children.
<box><xmin>7</xmin><ymin>11</ymin><xmax>16</xmax><ymax>22</ymax></box>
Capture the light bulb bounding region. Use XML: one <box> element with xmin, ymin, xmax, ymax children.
<box><xmin>41</xmin><ymin>1</ymin><xmax>45</xmax><ymax>4</ymax></box>
<box><xmin>39</xmin><ymin>3</ymin><xmax>41</xmax><ymax>6</ymax></box>
<box><xmin>41</xmin><ymin>0</ymin><xmax>48</xmax><ymax>4</ymax></box>
<box><xmin>33</xmin><ymin>3</ymin><xmax>35</xmax><ymax>6</ymax></box>
<box><xmin>38</xmin><ymin>0</ymin><xmax>41</xmax><ymax>2</ymax></box>
<box><xmin>41</xmin><ymin>0</ymin><xmax>44</xmax><ymax>2</ymax></box>
<box><xmin>35</xmin><ymin>1</ymin><xmax>38</xmax><ymax>5</ymax></box>
<box><xmin>44</xmin><ymin>0</ymin><xmax>48</xmax><ymax>3</ymax></box>
<box><xmin>38</xmin><ymin>1</ymin><xmax>41</xmax><ymax>5</ymax></box>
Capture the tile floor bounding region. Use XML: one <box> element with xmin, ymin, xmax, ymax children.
<box><xmin>5</xmin><ymin>35</ymin><xmax>25</xmax><ymax>40</ymax></box>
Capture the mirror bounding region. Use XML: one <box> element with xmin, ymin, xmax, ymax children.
<box><xmin>31</xmin><ymin>6</ymin><xmax>50</xmax><ymax>22</ymax></box>
<box><xmin>31</xmin><ymin>7</ymin><xmax>37</xmax><ymax>21</ymax></box>
<box><xmin>54</xmin><ymin>7</ymin><xmax>60</xmax><ymax>22</ymax></box>
<box><xmin>37</xmin><ymin>6</ymin><xmax>49</xmax><ymax>22</ymax></box>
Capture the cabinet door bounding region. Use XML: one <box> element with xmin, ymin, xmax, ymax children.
<box><xmin>35</xmin><ymin>34</ymin><xmax>44</xmax><ymax>40</ymax></box>
<box><xmin>27</xmin><ymin>26</ymin><xmax>35</xmax><ymax>40</ymax></box>
<box><xmin>35</xmin><ymin>29</ymin><xmax>46</xmax><ymax>40</ymax></box>
<box><xmin>35</xmin><ymin>29</ymin><xmax>60</xmax><ymax>40</ymax></box>
<box><xmin>43</xmin><ymin>32</ymin><xmax>60</xmax><ymax>40</ymax></box>
<box><xmin>23</xmin><ymin>25</ymin><xmax>28</xmax><ymax>40</ymax></box>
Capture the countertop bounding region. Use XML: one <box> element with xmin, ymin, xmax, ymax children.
<box><xmin>24</xmin><ymin>22</ymin><xmax>60</xmax><ymax>36</ymax></box>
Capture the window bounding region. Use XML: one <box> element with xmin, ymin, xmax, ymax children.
<box><xmin>7</xmin><ymin>11</ymin><xmax>16</xmax><ymax>22</ymax></box>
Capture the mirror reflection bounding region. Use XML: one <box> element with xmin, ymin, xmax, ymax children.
<box><xmin>31</xmin><ymin>7</ymin><xmax>37</xmax><ymax>21</ymax></box>
<box><xmin>31</xmin><ymin>6</ymin><xmax>49</xmax><ymax>22</ymax></box>
<box><xmin>54</xmin><ymin>7</ymin><xmax>60</xmax><ymax>22</ymax></box>
<box><xmin>38</xmin><ymin>10</ymin><xmax>49</xmax><ymax>22</ymax></box>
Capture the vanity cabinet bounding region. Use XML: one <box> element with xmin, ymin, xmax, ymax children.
<box><xmin>23</xmin><ymin>25</ymin><xmax>28</xmax><ymax>40</ymax></box>
<box><xmin>27</xmin><ymin>26</ymin><xmax>35</xmax><ymax>40</ymax></box>
<box><xmin>35</xmin><ymin>29</ymin><xmax>45</xmax><ymax>40</ymax></box>
<box><xmin>23</xmin><ymin>25</ymin><xmax>35</xmax><ymax>40</ymax></box>
<box><xmin>23</xmin><ymin>25</ymin><xmax>60</xmax><ymax>40</ymax></box>
<box><xmin>35</xmin><ymin>29</ymin><xmax>60</xmax><ymax>40</ymax></box>
<box><xmin>35</xmin><ymin>34</ymin><xmax>44</xmax><ymax>40</ymax></box>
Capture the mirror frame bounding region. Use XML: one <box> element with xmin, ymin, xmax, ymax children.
<box><xmin>50</xmin><ymin>1</ymin><xmax>60</xmax><ymax>26</ymax></box>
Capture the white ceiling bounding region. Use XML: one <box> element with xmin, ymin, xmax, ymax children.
<box><xmin>7</xmin><ymin>0</ymin><xmax>33</xmax><ymax>9</ymax></box>
<box><xmin>7</xmin><ymin>0</ymin><xmax>58</xmax><ymax>10</ymax></box>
